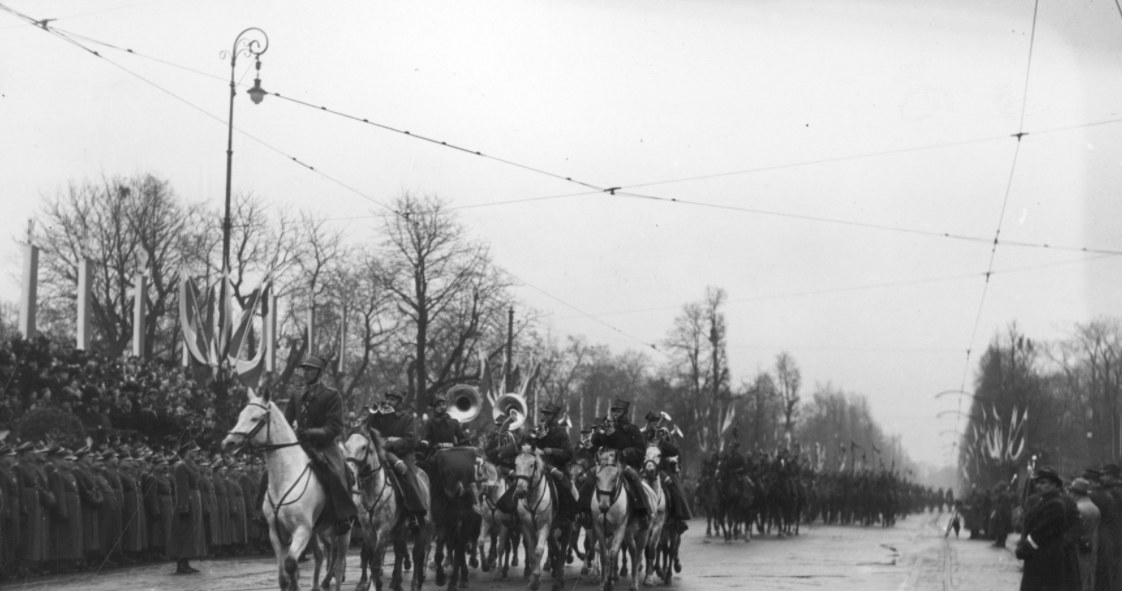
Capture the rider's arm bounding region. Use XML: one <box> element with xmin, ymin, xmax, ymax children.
<box><xmin>299</xmin><ymin>389</ymin><xmax>344</xmax><ymax>445</ymax></box>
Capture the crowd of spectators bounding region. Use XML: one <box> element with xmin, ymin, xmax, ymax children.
<box><xmin>0</xmin><ymin>336</ymin><xmax>222</xmax><ymax>448</ymax></box>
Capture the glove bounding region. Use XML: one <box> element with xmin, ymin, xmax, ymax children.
<box><xmin>1015</xmin><ymin>541</ymin><xmax>1033</xmax><ymax>560</ymax></box>
<box><xmin>393</xmin><ymin>460</ymin><xmax>407</xmax><ymax>476</ymax></box>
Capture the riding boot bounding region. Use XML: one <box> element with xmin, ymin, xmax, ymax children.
<box><xmin>399</xmin><ymin>468</ymin><xmax>428</xmax><ymax>520</ymax></box>
<box><xmin>623</xmin><ymin>466</ymin><xmax>651</xmax><ymax>525</ymax></box>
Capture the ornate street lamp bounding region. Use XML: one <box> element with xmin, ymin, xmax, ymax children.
<box><xmin>220</xmin><ymin>27</ymin><xmax>269</xmax><ymax>358</ymax></box>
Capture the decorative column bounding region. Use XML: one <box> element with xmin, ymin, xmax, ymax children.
<box><xmin>265</xmin><ymin>292</ymin><xmax>277</xmax><ymax>373</ymax></box>
<box><xmin>18</xmin><ymin>243</ymin><xmax>39</xmax><ymax>339</ymax></box>
<box><xmin>132</xmin><ymin>274</ymin><xmax>148</xmax><ymax>358</ymax></box>
<box><xmin>76</xmin><ymin>259</ymin><xmax>92</xmax><ymax>350</ymax></box>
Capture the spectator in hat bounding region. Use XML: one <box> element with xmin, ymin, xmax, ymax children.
<box><xmin>1071</xmin><ymin>478</ymin><xmax>1100</xmax><ymax>591</ymax></box>
<box><xmin>1083</xmin><ymin>467</ymin><xmax>1120</xmax><ymax>591</ymax></box>
<box><xmin>1017</xmin><ymin>466</ymin><xmax>1080</xmax><ymax>591</ymax></box>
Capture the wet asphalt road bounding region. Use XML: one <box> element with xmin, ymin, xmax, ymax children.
<box><xmin>2</xmin><ymin>511</ymin><xmax>1022</xmax><ymax>591</ymax></box>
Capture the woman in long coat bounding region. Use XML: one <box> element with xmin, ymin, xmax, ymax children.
<box><xmin>169</xmin><ymin>445</ymin><xmax>207</xmax><ymax>574</ymax></box>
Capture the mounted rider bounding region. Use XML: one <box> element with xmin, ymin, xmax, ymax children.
<box><xmin>283</xmin><ymin>354</ymin><xmax>357</xmax><ymax>534</ymax></box>
<box><xmin>642</xmin><ymin>411</ymin><xmax>692</xmax><ymax>531</ymax></box>
<box><xmin>578</xmin><ymin>397</ymin><xmax>654</xmax><ymax>526</ymax></box>
<box><xmin>418</xmin><ymin>391</ymin><xmax>469</xmax><ymax>465</ymax></box>
<box><xmin>524</xmin><ymin>401</ymin><xmax>578</xmax><ymax>529</ymax></box>
<box><xmin>482</xmin><ymin>411</ymin><xmax>520</xmax><ymax>477</ymax></box>
<box><xmin>362</xmin><ymin>388</ymin><xmax>428</xmax><ymax>528</ymax></box>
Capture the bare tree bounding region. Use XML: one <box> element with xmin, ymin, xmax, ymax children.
<box><xmin>664</xmin><ymin>286</ymin><xmax>730</xmax><ymax>453</ymax></box>
<box><xmin>36</xmin><ymin>174</ymin><xmax>203</xmax><ymax>358</ymax></box>
<box><xmin>382</xmin><ymin>192</ymin><xmax>512</xmax><ymax>411</ymax></box>
<box><xmin>775</xmin><ymin>351</ymin><xmax>802</xmax><ymax>443</ymax></box>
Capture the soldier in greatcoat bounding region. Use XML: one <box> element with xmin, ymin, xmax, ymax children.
<box><xmin>197</xmin><ymin>457</ymin><xmax>220</xmax><ymax>554</ymax></box>
<box><xmin>221</xmin><ymin>462</ymin><xmax>247</xmax><ymax>549</ymax></box>
<box><xmin>118</xmin><ymin>453</ymin><xmax>147</xmax><ymax>557</ymax></box>
<box><xmin>96</xmin><ymin>450</ymin><xmax>125</xmax><ymax>564</ymax></box>
<box><xmin>46</xmin><ymin>448</ymin><xmax>83</xmax><ymax>567</ymax></box>
<box><xmin>146</xmin><ymin>455</ymin><xmax>175</xmax><ymax>557</ymax></box>
<box><xmin>0</xmin><ymin>444</ymin><xmax>21</xmax><ymax>576</ymax></box>
<box><xmin>1017</xmin><ymin>466</ymin><xmax>1080</xmax><ymax>591</ymax></box>
<box><xmin>72</xmin><ymin>447</ymin><xmax>104</xmax><ymax>561</ymax></box>
<box><xmin>16</xmin><ymin>443</ymin><xmax>56</xmax><ymax>570</ymax></box>
<box><xmin>169</xmin><ymin>442</ymin><xmax>207</xmax><ymax>574</ymax></box>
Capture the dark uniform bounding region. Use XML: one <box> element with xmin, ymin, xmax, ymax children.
<box><xmin>419</xmin><ymin>392</ymin><xmax>468</xmax><ymax>463</ymax></box>
<box><xmin>283</xmin><ymin>355</ymin><xmax>357</xmax><ymax>533</ymax></box>
<box><xmin>363</xmin><ymin>390</ymin><xmax>427</xmax><ymax>521</ymax></box>
<box><xmin>1016</xmin><ymin>466</ymin><xmax>1080</xmax><ymax>591</ymax></box>
<box><xmin>170</xmin><ymin>444</ymin><xmax>207</xmax><ymax>574</ymax></box>
<box><xmin>641</xmin><ymin>412</ymin><xmax>692</xmax><ymax>529</ymax></box>
<box><xmin>525</xmin><ymin>402</ymin><xmax>577</xmax><ymax>526</ymax></box>
<box><xmin>579</xmin><ymin>398</ymin><xmax>652</xmax><ymax>520</ymax></box>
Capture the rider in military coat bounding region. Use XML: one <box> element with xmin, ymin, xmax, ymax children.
<box><xmin>577</xmin><ymin>398</ymin><xmax>654</xmax><ymax>523</ymax></box>
<box><xmin>363</xmin><ymin>389</ymin><xmax>427</xmax><ymax>527</ymax></box>
<box><xmin>283</xmin><ymin>355</ymin><xmax>358</xmax><ymax>535</ymax></box>
<box><xmin>525</xmin><ymin>402</ymin><xmax>577</xmax><ymax>527</ymax></box>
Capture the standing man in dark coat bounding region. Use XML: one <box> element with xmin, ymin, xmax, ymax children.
<box><xmin>283</xmin><ymin>355</ymin><xmax>357</xmax><ymax>535</ymax></box>
<box><xmin>364</xmin><ymin>389</ymin><xmax>427</xmax><ymax>528</ymax></box>
<box><xmin>1017</xmin><ymin>466</ymin><xmax>1080</xmax><ymax>591</ymax></box>
<box><xmin>170</xmin><ymin>443</ymin><xmax>207</xmax><ymax>575</ymax></box>
<box><xmin>1083</xmin><ymin>468</ymin><xmax>1119</xmax><ymax>591</ymax></box>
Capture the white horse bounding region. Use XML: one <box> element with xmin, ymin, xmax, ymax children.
<box><xmin>475</xmin><ymin>456</ymin><xmax>516</xmax><ymax>579</ymax></box>
<box><xmin>512</xmin><ymin>447</ymin><xmax>561</xmax><ymax>591</ymax></box>
<box><xmin>345</xmin><ymin>430</ymin><xmax>432</xmax><ymax>591</ymax></box>
<box><xmin>591</xmin><ymin>449</ymin><xmax>647</xmax><ymax>591</ymax></box>
<box><xmin>639</xmin><ymin>445</ymin><xmax>667</xmax><ymax>587</ymax></box>
<box><xmin>221</xmin><ymin>388</ymin><xmax>348</xmax><ymax>591</ymax></box>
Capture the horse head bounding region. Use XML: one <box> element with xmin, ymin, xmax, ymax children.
<box><xmin>222</xmin><ymin>387</ymin><xmax>284</xmax><ymax>451</ymax></box>
<box><xmin>643</xmin><ymin>444</ymin><xmax>662</xmax><ymax>479</ymax></box>
<box><xmin>344</xmin><ymin>430</ymin><xmax>384</xmax><ymax>479</ymax></box>
<box><xmin>512</xmin><ymin>445</ymin><xmax>542</xmax><ymax>498</ymax></box>
<box><xmin>594</xmin><ymin>449</ymin><xmax>624</xmax><ymax>513</ymax></box>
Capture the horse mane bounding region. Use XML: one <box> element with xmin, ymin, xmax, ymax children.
<box><xmin>365</xmin><ymin>428</ymin><xmax>389</xmax><ymax>465</ymax></box>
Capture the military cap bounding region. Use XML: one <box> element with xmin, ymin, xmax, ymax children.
<box><xmin>1103</xmin><ymin>464</ymin><xmax>1122</xmax><ymax>478</ymax></box>
<box><xmin>15</xmin><ymin>441</ymin><xmax>34</xmax><ymax>454</ymax></box>
<box><xmin>384</xmin><ymin>390</ymin><xmax>404</xmax><ymax>402</ymax></box>
<box><xmin>645</xmin><ymin>411</ymin><xmax>661</xmax><ymax>422</ymax></box>
<box><xmin>1082</xmin><ymin>468</ymin><xmax>1103</xmax><ymax>483</ymax></box>
<box><xmin>32</xmin><ymin>443</ymin><xmax>51</xmax><ymax>455</ymax></box>
<box><xmin>610</xmin><ymin>398</ymin><xmax>631</xmax><ymax>411</ymax></box>
<box><xmin>430</xmin><ymin>392</ymin><xmax>449</xmax><ymax>407</ymax></box>
<box><xmin>540</xmin><ymin>402</ymin><xmax>562</xmax><ymax>416</ymax></box>
<box><xmin>299</xmin><ymin>355</ymin><xmax>327</xmax><ymax>370</ymax></box>
<box><xmin>0</xmin><ymin>444</ymin><xmax>14</xmax><ymax>456</ymax></box>
<box><xmin>1034</xmin><ymin>466</ymin><xmax>1064</xmax><ymax>486</ymax></box>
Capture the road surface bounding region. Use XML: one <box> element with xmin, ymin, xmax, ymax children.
<box><xmin>2</xmin><ymin>510</ymin><xmax>1022</xmax><ymax>591</ymax></box>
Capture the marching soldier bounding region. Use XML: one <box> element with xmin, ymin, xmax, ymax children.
<box><xmin>363</xmin><ymin>389</ymin><xmax>427</xmax><ymax>528</ymax></box>
<box><xmin>282</xmin><ymin>355</ymin><xmax>357</xmax><ymax>535</ymax></box>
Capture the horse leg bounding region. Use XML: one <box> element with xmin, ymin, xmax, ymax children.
<box><xmin>433</xmin><ymin>528</ymin><xmax>447</xmax><ymax>587</ymax></box>
<box><xmin>411</xmin><ymin>523</ymin><xmax>431</xmax><ymax>591</ymax></box>
<box><xmin>389</xmin><ymin>537</ymin><xmax>405</xmax><ymax>591</ymax></box>
<box><xmin>355</xmin><ymin>541</ymin><xmax>371</xmax><ymax>591</ymax></box>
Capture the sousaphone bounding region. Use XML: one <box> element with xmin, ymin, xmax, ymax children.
<box><xmin>447</xmin><ymin>384</ymin><xmax>482</xmax><ymax>424</ymax></box>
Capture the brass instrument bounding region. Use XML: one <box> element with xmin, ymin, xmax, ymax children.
<box><xmin>595</xmin><ymin>416</ymin><xmax>617</xmax><ymax>436</ymax></box>
<box><xmin>370</xmin><ymin>401</ymin><xmax>395</xmax><ymax>415</ymax></box>
<box><xmin>446</xmin><ymin>384</ymin><xmax>482</xmax><ymax>424</ymax></box>
<box><xmin>493</xmin><ymin>393</ymin><xmax>528</xmax><ymax>432</ymax></box>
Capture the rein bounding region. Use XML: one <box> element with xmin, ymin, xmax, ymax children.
<box><xmin>515</xmin><ymin>455</ymin><xmax>551</xmax><ymax>532</ymax></box>
<box><xmin>347</xmin><ymin>433</ymin><xmax>393</xmax><ymax>517</ymax></box>
<box><xmin>225</xmin><ymin>402</ymin><xmax>302</xmax><ymax>453</ymax></box>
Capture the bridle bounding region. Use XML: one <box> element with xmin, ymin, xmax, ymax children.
<box><xmin>595</xmin><ymin>451</ymin><xmax>624</xmax><ymax>506</ymax></box>
<box><xmin>225</xmin><ymin>401</ymin><xmax>301</xmax><ymax>453</ymax></box>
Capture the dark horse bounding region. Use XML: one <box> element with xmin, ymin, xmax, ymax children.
<box><xmin>429</xmin><ymin>447</ymin><xmax>481</xmax><ymax>590</ymax></box>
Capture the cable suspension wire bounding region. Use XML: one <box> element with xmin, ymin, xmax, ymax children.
<box><xmin>954</xmin><ymin>0</ymin><xmax>1041</xmax><ymax>449</ymax></box>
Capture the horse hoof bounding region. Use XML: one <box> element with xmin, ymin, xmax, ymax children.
<box><xmin>470</xmin><ymin>556</ymin><xmax>478</xmax><ymax>569</ymax></box>
<box><xmin>435</xmin><ymin>572</ymin><xmax>446</xmax><ymax>587</ymax></box>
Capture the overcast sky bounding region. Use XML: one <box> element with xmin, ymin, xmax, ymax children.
<box><xmin>2</xmin><ymin>0</ymin><xmax>1121</xmax><ymax>468</ymax></box>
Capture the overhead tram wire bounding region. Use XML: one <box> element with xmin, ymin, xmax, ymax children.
<box><xmin>2</xmin><ymin>10</ymin><xmax>658</xmax><ymax>359</ymax></box>
<box><xmin>13</xmin><ymin>17</ymin><xmax>1122</xmax><ymax>257</ymax></box>
<box><xmin>953</xmin><ymin>0</ymin><xmax>1041</xmax><ymax>449</ymax></box>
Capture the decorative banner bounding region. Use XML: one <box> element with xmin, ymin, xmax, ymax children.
<box><xmin>180</xmin><ymin>274</ymin><xmax>271</xmax><ymax>387</ymax></box>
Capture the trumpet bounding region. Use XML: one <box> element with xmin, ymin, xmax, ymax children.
<box><xmin>595</xmin><ymin>416</ymin><xmax>617</xmax><ymax>436</ymax></box>
<box><xmin>369</xmin><ymin>401</ymin><xmax>395</xmax><ymax>415</ymax></box>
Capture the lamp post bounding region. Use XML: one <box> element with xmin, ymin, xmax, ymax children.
<box><xmin>220</xmin><ymin>27</ymin><xmax>268</xmax><ymax>359</ymax></box>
